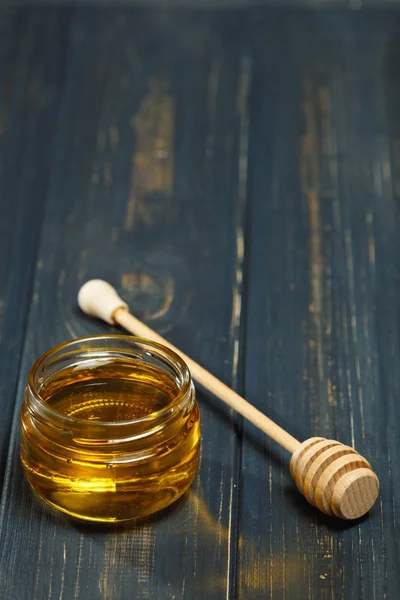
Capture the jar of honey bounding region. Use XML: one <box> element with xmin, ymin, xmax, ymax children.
<box><xmin>20</xmin><ymin>335</ymin><xmax>200</xmax><ymax>522</ymax></box>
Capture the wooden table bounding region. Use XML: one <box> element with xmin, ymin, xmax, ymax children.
<box><xmin>0</xmin><ymin>6</ymin><xmax>399</xmax><ymax>599</ymax></box>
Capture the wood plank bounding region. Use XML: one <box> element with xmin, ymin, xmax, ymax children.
<box><xmin>238</xmin><ymin>11</ymin><xmax>400</xmax><ymax>599</ymax></box>
<box><xmin>14</xmin><ymin>1</ymin><xmax>400</xmax><ymax>8</ymax></box>
<box><xmin>0</xmin><ymin>8</ymin><xmax>248</xmax><ymax>599</ymax></box>
<box><xmin>0</xmin><ymin>9</ymin><xmax>68</xmax><ymax>485</ymax></box>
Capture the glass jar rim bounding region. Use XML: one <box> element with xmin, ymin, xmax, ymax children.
<box><xmin>27</xmin><ymin>334</ymin><xmax>193</xmax><ymax>430</ymax></box>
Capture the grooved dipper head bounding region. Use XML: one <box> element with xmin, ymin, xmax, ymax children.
<box><xmin>290</xmin><ymin>437</ymin><xmax>379</xmax><ymax>519</ymax></box>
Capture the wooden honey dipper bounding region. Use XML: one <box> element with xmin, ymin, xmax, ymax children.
<box><xmin>78</xmin><ymin>280</ymin><xmax>379</xmax><ymax>520</ymax></box>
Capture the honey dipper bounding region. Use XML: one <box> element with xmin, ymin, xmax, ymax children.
<box><xmin>78</xmin><ymin>279</ymin><xmax>379</xmax><ymax>520</ymax></box>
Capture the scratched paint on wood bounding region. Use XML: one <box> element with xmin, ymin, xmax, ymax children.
<box><xmin>126</xmin><ymin>78</ymin><xmax>175</xmax><ymax>230</ymax></box>
<box><xmin>239</xmin><ymin>13</ymin><xmax>400</xmax><ymax>599</ymax></box>
<box><xmin>0</xmin><ymin>10</ymin><xmax>68</xmax><ymax>490</ymax></box>
<box><xmin>0</xmin><ymin>8</ymin><xmax>247</xmax><ymax>600</ymax></box>
<box><xmin>120</xmin><ymin>272</ymin><xmax>175</xmax><ymax>321</ymax></box>
<box><xmin>1</xmin><ymin>7</ymin><xmax>400</xmax><ymax>600</ymax></box>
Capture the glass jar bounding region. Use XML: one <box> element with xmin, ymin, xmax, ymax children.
<box><xmin>20</xmin><ymin>335</ymin><xmax>200</xmax><ymax>522</ymax></box>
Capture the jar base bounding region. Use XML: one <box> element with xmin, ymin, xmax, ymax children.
<box><xmin>24</xmin><ymin>470</ymin><xmax>198</xmax><ymax>523</ymax></box>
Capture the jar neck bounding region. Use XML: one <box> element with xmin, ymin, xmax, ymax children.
<box><xmin>25</xmin><ymin>335</ymin><xmax>194</xmax><ymax>445</ymax></box>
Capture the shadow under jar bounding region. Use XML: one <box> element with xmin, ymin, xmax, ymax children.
<box><xmin>20</xmin><ymin>335</ymin><xmax>200</xmax><ymax>522</ymax></box>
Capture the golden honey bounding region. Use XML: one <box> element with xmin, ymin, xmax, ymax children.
<box><xmin>20</xmin><ymin>335</ymin><xmax>200</xmax><ymax>522</ymax></box>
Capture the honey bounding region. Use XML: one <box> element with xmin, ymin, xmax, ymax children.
<box><xmin>20</xmin><ymin>335</ymin><xmax>200</xmax><ymax>522</ymax></box>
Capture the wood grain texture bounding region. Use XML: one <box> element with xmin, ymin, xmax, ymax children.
<box><xmin>0</xmin><ymin>6</ymin><xmax>400</xmax><ymax>600</ymax></box>
<box><xmin>0</xmin><ymin>8</ymin><xmax>247</xmax><ymax>599</ymax></box>
<box><xmin>0</xmin><ymin>9</ymin><xmax>68</xmax><ymax>487</ymax></box>
<box><xmin>239</xmin><ymin>10</ymin><xmax>400</xmax><ymax>598</ymax></box>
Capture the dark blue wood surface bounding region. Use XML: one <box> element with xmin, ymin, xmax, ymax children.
<box><xmin>0</xmin><ymin>7</ymin><xmax>399</xmax><ymax>599</ymax></box>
